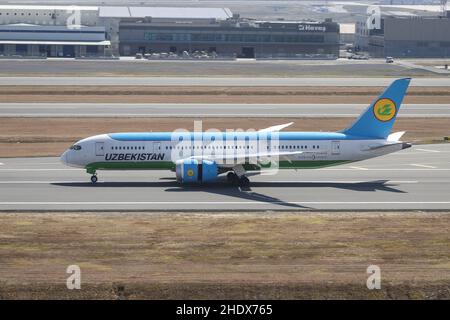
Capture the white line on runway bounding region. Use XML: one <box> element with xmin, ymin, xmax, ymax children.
<box><xmin>0</xmin><ymin>180</ymin><xmax>420</xmax><ymax>184</ymax></box>
<box><xmin>349</xmin><ymin>166</ymin><xmax>368</xmax><ymax>170</ymax></box>
<box><xmin>0</xmin><ymin>163</ymin><xmax>3</xmax><ymax>165</ymax></box>
<box><xmin>0</xmin><ymin>169</ymin><xmax>81</xmax><ymax>171</ymax></box>
<box><xmin>319</xmin><ymin>168</ymin><xmax>450</xmax><ymax>171</ymax></box>
<box><xmin>410</xmin><ymin>164</ymin><xmax>437</xmax><ymax>169</ymax></box>
<box><xmin>0</xmin><ymin>201</ymin><xmax>448</xmax><ymax>205</ymax></box>
<box><xmin>416</xmin><ymin>148</ymin><xmax>441</xmax><ymax>153</ymax></box>
<box><xmin>1</xmin><ymin>168</ymin><xmax>450</xmax><ymax>171</ymax></box>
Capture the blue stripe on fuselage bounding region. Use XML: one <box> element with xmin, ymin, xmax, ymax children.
<box><xmin>108</xmin><ymin>132</ymin><xmax>370</xmax><ymax>141</ymax></box>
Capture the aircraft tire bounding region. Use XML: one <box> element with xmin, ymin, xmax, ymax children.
<box><xmin>239</xmin><ymin>176</ymin><xmax>250</xmax><ymax>188</ymax></box>
<box><xmin>91</xmin><ymin>175</ymin><xmax>98</xmax><ymax>184</ymax></box>
<box><xmin>227</xmin><ymin>172</ymin><xmax>238</xmax><ymax>183</ymax></box>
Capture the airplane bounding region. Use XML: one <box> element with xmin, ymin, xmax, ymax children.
<box><xmin>60</xmin><ymin>78</ymin><xmax>412</xmax><ymax>187</ymax></box>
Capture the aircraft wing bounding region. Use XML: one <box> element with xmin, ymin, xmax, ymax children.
<box><xmin>190</xmin><ymin>150</ymin><xmax>303</xmax><ymax>162</ymax></box>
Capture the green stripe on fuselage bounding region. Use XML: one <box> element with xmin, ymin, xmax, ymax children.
<box><xmin>85</xmin><ymin>160</ymin><xmax>350</xmax><ymax>173</ymax></box>
<box><xmin>278</xmin><ymin>160</ymin><xmax>351</xmax><ymax>169</ymax></box>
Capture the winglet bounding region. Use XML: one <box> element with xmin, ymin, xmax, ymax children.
<box><xmin>259</xmin><ymin>122</ymin><xmax>293</xmax><ymax>132</ymax></box>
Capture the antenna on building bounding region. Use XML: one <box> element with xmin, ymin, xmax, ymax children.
<box><xmin>440</xmin><ymin>0</ymin><xmax>448</xmax><ymax>17</ymax></box>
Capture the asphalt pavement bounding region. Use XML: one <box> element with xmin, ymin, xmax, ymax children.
<box><xmin>0</xmin><ymin>103</ymin><xmax>448</xmax><ymax>117</ymax></box>
<box><xmin>0</xmin><ymin>144</ymin><xmax>449</xmax><ymax>211</ymax></box>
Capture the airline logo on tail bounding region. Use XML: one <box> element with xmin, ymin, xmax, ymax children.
<box><xmin>373</xmin><ymin>98</ymin><xmax>396</xmax><ymax>122</ymax></box>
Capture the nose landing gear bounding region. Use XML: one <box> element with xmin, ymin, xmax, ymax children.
<box><xmin>87</xmin><ymin>168</ymin><xmax>98</xmax><ymax>184</ymax></box>
<box><xmin>90</xmin><ymin>175</ymin><xmax>98</xmax><ymax>184</ymax></box>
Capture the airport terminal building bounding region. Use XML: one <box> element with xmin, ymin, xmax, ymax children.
<box><xmin>0</xmin><ymin>5</ymin><xmax>340</xmax><ymax>59</ymax></box>
<box><xmin>0</xmin><ymin>5</ymin><xmax>111</xmax><ymax>58</ymax></box>
<box><xmin>355</xmin><ymin>11</ymin><xmax>450</xmax><ymax>58</ymax></box>
<box><xmin>107</xmin><ymin>7</ymin><xmax>340</xmax><ymax>58</ymax></box>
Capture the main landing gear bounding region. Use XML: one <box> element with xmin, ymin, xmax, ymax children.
<box><xmin>227</xmin><ymin>172</ymin><xmax>250</xmax><ymax>188</ymax></box>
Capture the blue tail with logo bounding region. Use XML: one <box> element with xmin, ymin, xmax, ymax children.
<box><xmin>341</xmin><ymin>78</ymin><xmax>411</xmax><ymax>139</ymax></box>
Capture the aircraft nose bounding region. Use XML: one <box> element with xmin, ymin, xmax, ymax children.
<box><xmin>60</xmin><ymin>151</ymin><xmax>69</xmax><ymax>165</ymax></box>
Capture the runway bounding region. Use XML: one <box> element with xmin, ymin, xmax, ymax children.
<box><xmin>1</xmin><ymin>103</ymin><xmax>449</xmax><ymax>117</ymax></box>
<box><xmin>0</xmin><ymin>77</ymin><xmax>450</xmax><ymax>87</ymax></box>
<box><xmin>0</xmin><ymin>144</ymin><xmax>449</xmax><ymax>211</ymax></box>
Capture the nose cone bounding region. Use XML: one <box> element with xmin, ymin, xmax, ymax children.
<box><xmin>60</xmin><ymin>150</ymin><xmax>69</xmax><ymax>165</ymax></box>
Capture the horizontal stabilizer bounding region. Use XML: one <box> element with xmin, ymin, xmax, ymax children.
<box><xmin>259</xmin><ymin>122</ymin><xmax>293</xmax><ymax>132</ymax></box>
<box><xmin>387</xmin><ymin>131</ymin><xmax>406</xmax><ymax>142</ymax></box>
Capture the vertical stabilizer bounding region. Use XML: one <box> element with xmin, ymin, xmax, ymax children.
<box><xmin>341</xmin><ymin>78</ymin><xmax>411</xmax><ymax>139</ymax></box>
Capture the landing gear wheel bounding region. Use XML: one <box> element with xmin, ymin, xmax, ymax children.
<box><xmin>90</xmin><ymin>175</ymin><xmax>98</xmax><ymax>184</ymax></box>
<box><xmin>227</xmin><ymin>172</ymin><xmax>240</xmax><ymax>186</ymax></box>
<box><xmin>239</xmin><ymin>176</ymin><xmax>250</xmax><ymax>188</ymax></box>
<box><xmin>227</xmin><ymin>172</ymin><xmax>238</xmax><ymax>182</ymax></box>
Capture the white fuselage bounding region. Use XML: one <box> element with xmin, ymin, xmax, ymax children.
<box><xmin>60</xmin><ymin>133</ymin><xmax>406</xmax><ymax>172</ymax></box>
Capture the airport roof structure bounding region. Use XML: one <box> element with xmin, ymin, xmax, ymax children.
<box><xmin>99</xmin><ymin>6</ymin><xmax>233</xmax><ymax>20</ymax></box>
<box><xmin>0</xmin><ymin>5</ymin><xmax>98</xmax><ymax>11</ymax></box>
<box><xmin>0</xmin><ymin>40</ymin><xmax>111</xmax><ymax>46</ymax></box>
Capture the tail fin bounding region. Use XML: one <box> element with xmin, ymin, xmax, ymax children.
<box><xmin>341</xmin><ymin>78</ymin><xmax>411</xmax><ymax>139</ymax></box>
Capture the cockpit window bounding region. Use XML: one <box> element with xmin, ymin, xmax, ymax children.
<box><xmin>70</xmin><ymin>145</ymin><xmax>82</xmax><ymax>151</ymax></box>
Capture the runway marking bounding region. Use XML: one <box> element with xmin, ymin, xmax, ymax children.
<box><xmin>416</xmin><ymin>148</ymin><xmax>441</xmax><ymax>153</ymax></box>
<box><xmin>252</xmin><ymin>180</ymin><xmax>419</xmax><ymax>184</ymax></box>
<box><xmin>0</xmin><ymin>163</ymin><xmax>3</xmax><ymax>165</ymax></box>
<box><xmin>349</xmin><ymin>166</ymin><xmax>368</xmax><ymax>170</ymax></box>
<box><xmin>0</xmin><ymin>169</ymin><xmax>81</xmax><ymax>171</ymax></box>
<box><xmin>0</xmin><ymin>180</ymin><xmax>420</xmax><ymax>184</ymax></box>
<box><xmin>0</xmin><ymin>181</ymin><xmax>87</xmax><ymax>184</ymax></box>
<box><xmin>410</xmin><ymin>164</ymin><xmax>437</xmax><ymax>169</ymax></box>
<box><xmin>319</xmin><ymin>168</ymin><xmax>450</xmax><ymax>171</ymax></box>
<box><xmin>0</xmin><ymin>201</ymin><xmax>449</xmax><ymax>206</ymax></box>
<box><xmin>1</xmin><ymin>168</ymin><xmax>450</xmax><ymax>172</ymax></box>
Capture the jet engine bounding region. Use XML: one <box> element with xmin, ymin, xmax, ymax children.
<box><xmin>175</xmin><ymin>159</ymin><xmax>218</xmax><ymax>183</ymax></box>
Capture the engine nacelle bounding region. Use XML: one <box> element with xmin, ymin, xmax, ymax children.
<box><xmin>175</xmin><ymin>159</ymin><xmax>218</xmax><ymax>183</ymax></box>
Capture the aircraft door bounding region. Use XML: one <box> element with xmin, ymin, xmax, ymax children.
<box><xmin>331</xmin><ymin>141</ymin><xmax>341</xmax><ymax>155</ymax></box>
<box><xmin>153</xmin><ymin>142</ymin><xmax>161</xmax><ymax>153</ymax></box>
<box><xmin>95</xmin><ymin>142</ymin><xmax>105</xmax><ymax>156</ymax></box>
